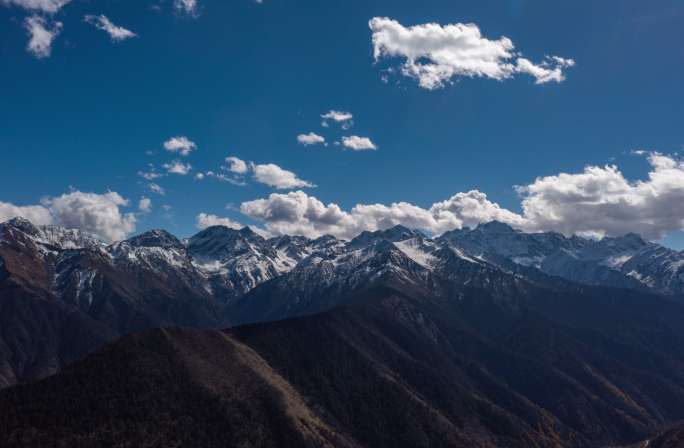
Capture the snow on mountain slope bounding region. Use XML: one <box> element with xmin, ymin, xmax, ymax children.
<box><xmin>3</xmin><ymin>216</ymin><xmax>684</xmax><ymax>331</ymax></box>
<box><xmin>440</xmin><ymin>221</ymin><xmax>684</xmax><ymax>295</ymax></box>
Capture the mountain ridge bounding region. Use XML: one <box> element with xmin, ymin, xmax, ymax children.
<box><xmin>2</xmin><ymin>216</ymin><xmax>684</xmax><ymax>389</ymax></box>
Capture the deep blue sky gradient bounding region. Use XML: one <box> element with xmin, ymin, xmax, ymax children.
<box><xmin>1</xmin><ymin>0</ymin><xmax>683</xmax><ymax>245</ymax></box>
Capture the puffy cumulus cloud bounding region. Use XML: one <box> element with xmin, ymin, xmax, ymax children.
<box><xmin>297</xmin><ymin>132</ymin><xmax>326</xmax><ymax>146</ymax></box>
<box><xmin>321</xmin><ymin>110</ymin><xmax>353</xmax><ymax>128</ymax></box>
<box><xmin>1</xmin><ymin>0</ymin><xmax>70</xmax><ymax>13</ymax></box>
<box><xmin>239</xmin><ymin>190</ymin><xmax>519</xmax><ymax>239</ymax></box>
<box><xmin>174</xmin><ymin>0</ymin><xmax>199</xmax><ymax>17</ymax></box>
<box><xmin>240</xmin><ymin>154</ymin><xmax>684</xmax><ymax>241</ymax></box>
<box><xmin>225</xmin><ymin>156</ymin><xmax>248</xmax><ymax>174</ymax></box>
<box><xmin>163</xmin><ymin>160</ymin><xmax>192</xmax><ymax>175</ymax></box>
<box><xmin>517</xmin><ymin>152</ymin><xmax>684</xmax><ymax>240</ymax></box>
<box><xmin>138</xmin><ymin>197</ymin><xmax>152</xmax><ymax>213</ymax></box>
<box><xmin>251</xmin><ymin>163</ymin><xmax>315</xmax><ymax>190</ymax></box>
<box><xmin>195</xmin><ymin>213</ymin><xmax>242</xmax><ymax>230</ymax></box>
<box><xmin>45</xmin><ymin>191</ymin><xmax>136</xmax><ymax>242</ymax></box>
<box><xmin>240</xmin><ymin>191</ymin><xmax>355</xmax><ymax>238</ymax></box>
<box><xmin>84</xmin><ymin>14</ymin><xmax>137</xmax><ymax>42</ymax></box>
<box><xmin>429</xmin><ymin>191</ymin><xmax>526</xmax><ymax>234</ymax></box>
<box><xmin>369</xmin><ymin>17</ymin><xmax>574</xmax><ymax>90</ymax></box>
<box><xmin>24</xmin><ymin>15</ymin><xmax>62</xmax><ymax>59</ymax></box>
<box><xmin>341</xmin><ymin>135</ymin><xmax>377</xmax><ymax>151</ymax></box>
<box><xmin>0</xmin><ymin>202</ymin><xmax>53</xmax><ymax>226</ymax></box>
<box><xmin>163</xmin><ymin>136</ymin><xmax>196</xmax><ymax>156</ymax></box>
<box><xmin>0</xmin><ymin>191</ymin><xmax>137</xmax><ymax>243</ymax></box>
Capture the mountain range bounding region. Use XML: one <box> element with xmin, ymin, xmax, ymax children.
<box><xmin>3</xmin><ymin>217</ymin><xmax>684</xmax><ymax>446</ymax></box>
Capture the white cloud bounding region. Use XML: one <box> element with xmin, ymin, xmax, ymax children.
<box><xmin>341</xmin><ymin>135</ymin><xmax>377</xmax><ymax>151</ymax></box>
<box><xmin>163</xmin><ymin>160</ymin><xmax>192</xmax><ymax>175</ymax></box>
<box><xmin>297</xmin><ymin>132</ymin><xmax>326</xmax><ymax>146</ymax></box>
<box><xmin>138</xmin><ymin>169</ymin><xmax>164</xmax><ymax>180</ymax></box>
<box><xmin>163</xmin><ymin>136</ymin><xmax>196</xmax><ymax>156</ymax></box>
<box><xmin>174</xmin><ymin>0</ymin><xmax>198</xmax><ymax>17</ymax></box>
<box><xmin>225</xmin><ymin>156</ymin><xmax>248</xmax><ymax>174</ymax></box>
<box><xmin>321</xmin><ymin>110</ymin><xmax>353</xmax><ymax>128</ymax></box>
<box><xmin>239</xmin><ymin>190</ymin><xmax>514</xmax><ymax>239</ymax></box>
<box><xmin>194</xmin><ymin>172</ymin><xmax>205</xmax><ymax>180</ymax></box>
<box><xmin>205</xmin><ymin>170</ymin><xmax>246</xmax><ymax>186</ymax></box>
<box><xmin>46</xmin><ymin>191</ymin><xmax>136</xmax><ymax>242</ymax></box>
<box><xmin>211</xmin><ymin>158</ymin><xmax>312</xmax><ymax>189</ymax></box>
<box><xmin>138</xmin><ymin>197</ymin><xmax>152</xmax><ymax>213</ymax></box>
<box><xmin>516</xmin><ymin>152</ymin><xmax>684</xmax><ymax>240</ymax></box>
<box><xmin>0</xmin><ymin>191</ymin><xmax>137</xmax><ymax>243</ymax></box>
<box><xmin>240</xmin><ymin>153</ymin><xmax>684</xmax><ymax>241</ymax></box>
<box><xmin>24</xmin><ymin>15</ymin><xmax>62</xmax><ymax>59</ymax></box>
<box><xmin>84</xmin><ymin>14</ymin><xmax>137</xmax><ymax>42</ymax></box>
<box><xmin>1</xmin><ymin>0</ymin><xmax>70</xmax><ymax>13</ymax></box>
<box><xmin>251</xmin><ymin>163</ymin><xmax>315</xmax><ymax>189</ymax></box>
<box><xmin>148</xmin><ymin>183</ymin><xmax>165</xmax><ymax>195</ymax></box>
<box><xmin>369</xmin><ymin>17</ymin><xmax>574</xmax><ymax>90</ymax></box>
<box><xmin>0</xmin><ymin>202</ymin><xmax>54</xmax><ymax>226</ymax></box>
<box><xmin>429</xmin><ymin>190</ymin><xmax>526</xmax><ymax>234</ymax></box>
<box><xmin>195</xmin><ymin>212</ymin><xmax>243</xmax><ymax>230</ymax></box>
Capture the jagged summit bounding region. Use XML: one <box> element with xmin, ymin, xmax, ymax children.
<box><xmin>474</xmin><ymin>220</ymin><xmax>518</xmax><ymax>234</ymax></box>
<box><xmin>2</xmin><ymin>216</ymin><xmax>684</xmax><ymax>301</ymax></box>
<box><xmin>188</xmin><ymin>225</ymin><xmax>269</xmax><ymax>260</ymax></box>
<box><xmin>349</xmin><ymin>224</ymin><xmax>425</xmax><ymax>249</ymax></box>
<box><xmin>126</xmin><ymin>229</ymin><xmax>183</xmax><ymax>249</ymax></box>
<box><xmin>2</xmin><ymin>216</ymin><xmax>39</xmax><ymax>233</ymax></box>
<box><xmin>1</xmin><ymin>217</ymin><xmax>104</xmax><ymax>251</ymax></box>
<box><xmin>601</xmin><ymin>232</ymin><xmax>648</xmax><ymax>249</ymax></box>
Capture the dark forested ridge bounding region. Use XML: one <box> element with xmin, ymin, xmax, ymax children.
<box><xmin>3</xmin><ymin>284</ymin><xmax>684</xmax><ymax>448</ymax></box>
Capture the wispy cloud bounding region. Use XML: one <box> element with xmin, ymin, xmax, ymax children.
<box><xmin>84</xmin><ymin>14</ymin><xmax>137</xmax><ymax>42</ymax></box>
<box><xmin>1</xmin><ymin>0</ymin><xmax>70</xmax><ymax>14</ymax></box>
<box><xmin>174</xmin><ymin>0</ymin><xmax>199</xmax><ymax>17</ymax></box>
<box><xmin>321</xmin><ymin>110</ymin><xmax>353</xmax><ymax>129</ymax></box>
<box><xmin>163</xmin><ymin>160</ymin><xmax>192</xmax><ymax>175</ymax></box>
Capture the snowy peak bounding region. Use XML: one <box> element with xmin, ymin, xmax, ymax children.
<box><xmin>595</xmin><ymin>233</ymin><xmax>648</xmax><ymax>253</ymax></box>
<box><xmin>439</xmin><ymin>223</ymin><xmax>580</xmax><ymax>265</ymax></box>
<box><xmin>393</xmin><ymin>237</ymin><xmax>442</xmax><ymax>269</ymax></box>
<box><xmin>188</xmin><ymin>226</ymin><xmax>272</xmax><ymax>260</ymax></box>
<box><xmin>440</xmin><ymin>222</ymin><xmax>684</xmax><ymax>295</ymax></box>
<box><xmin>0</xmin><ymin>217</ymin><xmax>104</xmax><ymax>251</ymax></box>
<box><xmin>126</xmin><ymin>229</ymin><xmax>184</xmax><ymax>250</ymax></box>
<box><xmin>348</xmin><ymin>225</ymin><xmax>424</xmax><ymax>249</ymax></box>
<box><xmin>1</xmin><ymin>217</ymin><xmax>41</xmax><ymax>237</ymax></box>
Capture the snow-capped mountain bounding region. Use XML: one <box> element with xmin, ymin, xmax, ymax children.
<box><xmin>2</xmin><ymin>215</ymin><xmax>684</xmax><ymax>388</ymax></box>
<box><xmin>439</xmin><ymin>221</ymin><xmax>684</xmax><ymax>295</ymax></box>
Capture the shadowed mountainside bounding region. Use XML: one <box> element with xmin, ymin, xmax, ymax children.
<box><xmin>4</xmin><ymin>285</ymin><xmax>684</xmax><ymax>447</ymax></box>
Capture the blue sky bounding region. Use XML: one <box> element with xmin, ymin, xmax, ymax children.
<box><xmin>1</xmin><ymin>0</ymin><xmax>684</xmax><ymax>247</ymax></box>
